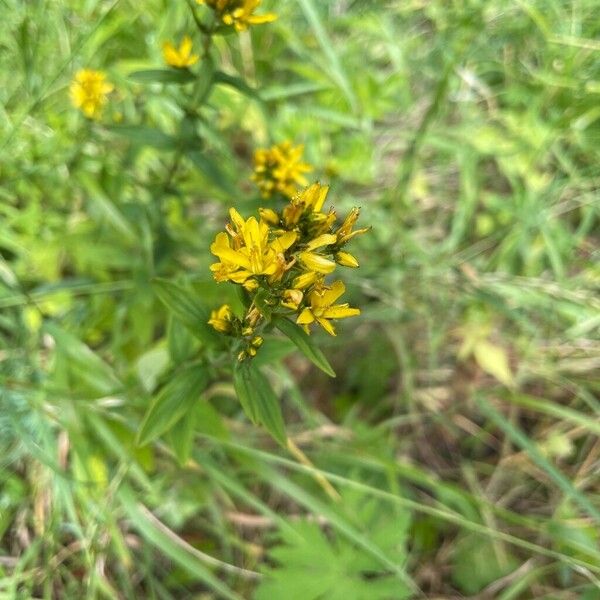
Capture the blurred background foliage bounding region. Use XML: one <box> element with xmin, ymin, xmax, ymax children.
<box><xmin>1</xmin><ymin>0</ymin><xmax>600</xmax><ymax>597</ymax></box>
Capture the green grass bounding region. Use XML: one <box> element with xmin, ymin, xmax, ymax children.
<box><xmin>1</xmin><ymin>0</ymin><xmax>599</xmax><ymax>597</ymax></box>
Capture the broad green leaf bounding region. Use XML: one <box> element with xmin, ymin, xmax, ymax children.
<box><xmin>129</xmin><ymin>68</ymin><xmax>196</xmax><ymax>85</ymax></box>
<box><xmin>152</xmin><ymin>278</ymin><xmax>220</xmax><ymax>346</ymax></box>
<box><xmin>137</xmin><ymin>364</ymin><xmax>209</xmax><ymax>446</ymax></box>
<box><xmin>232</xmin><ymin>361</ymin><xmax>286</xmax><ymax>446</ymax></box>
<box><xmin>275</xmin><ymin>318</ymin><xmax>335</xmax><ymax>377</ymax></box>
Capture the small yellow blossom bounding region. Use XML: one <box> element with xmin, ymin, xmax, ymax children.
<box><xmin>292</xmin><ymin>271</ymin><xmax>319</xmax><ymax>290</ymax></box>
<box><xmin>298</xmin><ymin>233</ymin><xmax>336</xmax><ymax>274</ymax></box>
<box><xmin>335</xmin><ymin>251</ymin><xmax>359</xmax><ymax>268</ymax></box>
<box><xmin>208</xmin><ymin>183</ymin><xmax>367</xmax><ymax>357</ymax></box>
<box><xmin>252</xmin><ymin>141</ymin><xmax>312</xmax><ymax>199</ymax></box>
<box><xmin>210</xmin><ymin>208</ymin><xmax>296</xmax><ymax>286</ymax></box>
<box><xmin>296</xmin><ymin>281</ymin><xmax>360</xmax><ymax>336</ymax></box>
<box><xmin>209</xmin><ymin>304</ymin><xmax>234</xmax><ymax>333</ymax></box>
<box><xmin>258</xmin><ymin>207</ymin><xmax>280</xmax><ymax>226</ymax></box>
<box><xmin>198</xmin><ymin>0</ymin><xmax>277</xmax><ymax>32</ymax></box>
<box><xmin>282</xmin><ymin>289</ymin><xmax>303</xmax><ymax>310</ymax></box>
<box><xmin>335</xmin><ymin>207</ymin><xmax>370</xmax><ymax>245</ymax></box>
<box><xmin>70</xmin><ymin>69</ymin><xmax>113</xmax><ymax>119</ymax></box>
<box><xmin>162</xmin><ymin>36</ymin><xmax>199</xmax><ymax>69</ymax></box>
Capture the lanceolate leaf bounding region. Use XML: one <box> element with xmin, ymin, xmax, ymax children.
<box><xmin>137</xmin><ymin>364</ymin><xmax>209</xmax><ymax>446</ymax></box>
<box><xmin>107</xmin><ymin>125</ymin><xmax>178</xmax><ymax>150</ymax></box>
<box><xmin>275</xmin><ymin>318</ymin><xmax>336</xmax><ymax>377</ymax></box>
<box><xmin>45</xmin><ymin>323</ymin><xmax>122</xmax><ymax>396</ymax></box>
<box><xmin>233</xmin><ymin>361</ymin><xmax>286</xmax><ymax>446</ymax></box>
<box><xmin>169</xmin><ymin>408</ymin><xmax>197</xmax><ymax>466</ymax></box>
<box><xmin>152</xmin><ymin>278</ymin><xmax>220</xmax><ymax>346</ymax></box>
<box><xmin>129</xmin><ymin>68</ymin><xmax>196</xmax><ymax>85</ymax></box>
<box><xmin>213</xmin><ymin>71</ymin><xmax>261</xmax><ymax>100</ymax></box>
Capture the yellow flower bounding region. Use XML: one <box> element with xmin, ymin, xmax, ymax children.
<box><xmin>292</xmin><ymin>271</ymin><xmax>319</xmax><ymax>290</ymax></box>
<box><xmin>296</xmin><ymin>281</ymin><xmax>360</xmax><ymax>336</ymax></box>
<box><xmin>281</xmin><ymin>289</ymin><xmax>303</xmax><ymax>310</ymax></box>
<box><xmin>199</xmin><ymin>0</ymin><xmax>277</xmax><ymax>32</ymax></box>
<box><xmin>336</xmin><ymin>207</ymin><xmax>370</xmax><ymax>245</ymax></box>
<box><xmin>335</xmin><ymin>251</ymin><xmax>359</xmax><ymax>268</ymax></box>
<box><xmin>210</xmin><ymin>208</ymin><xmax>296</xmax><ymax>285</ymax></box>
<box><xmin>298</xmin><ymin>233</ymin><xmax>337</xmax><ymax>274</ymax></box>
<box><xmin>282</xmin><ymin>182</ymin><xmax>330</xmax><ymax>228</ymax></box>
<box><xmin>162</xmin><ymin>36</ymin><xmax>199</xmax><ymax>69</ymax></box>
<box><xmin>208</xmin><ymin>304</ymin><xmax>235</xmax><ymax>333</ymax></box>
<box><xmin>252</xmin><ymin>141</ymin><xmax>312</xmax><ymax>199</ymax></box>
<box><xmin>258</xmin><ymin>207</ymin><xmax>279</xmax><ymax>225</ymax></box>
<box><xmin>70</xmin><ymin>69</ymin><xmax>113</xmax><ymax>119</ymax></box>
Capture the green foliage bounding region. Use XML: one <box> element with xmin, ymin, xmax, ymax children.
<box><xmin>1</xmin><ymin>0</ymin><xmax>600</xmax><ymax>597</ymax></box>
<box><xmin>233</xmin><ymin>360</ymin><xmax>287</xmax><ymax>446</ymax></box>
<box><xmin>256</xmin><ymin>493</ymin><xmax>412</xmax><ymax>600</ymax></box>
<box><xmin>137</xmin><ymin>362</ymin><xmax>210</xmax><ymax>446</ymax></box>
<box><xmin>275</xmin><ymin>317</ymin><xmax>335</xmax><ymax>377</ymax></box>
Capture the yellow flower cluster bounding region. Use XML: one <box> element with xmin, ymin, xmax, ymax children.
<box><xmin>162</xmin><ymin>36</ymin><xmax>199</xmax><ymax>69</ymax></box>
<box><xmin>69</xmin><ymin>69</ymin><xmax>114</xmax><ymax>119</ymax></box>
<box><xmin>209</xmin><ymin>183</ymin><xmax>368</xmax><ymax>358</ymax></box>
<box><xmin>252</xmin><ymin>141</ymin><xmax>313</xmax><ymax>199</ymax></box>
<box><xmin>196</xmin><ymin>0</ymin><xmax>276</xmax><ymax>32</ymax></box>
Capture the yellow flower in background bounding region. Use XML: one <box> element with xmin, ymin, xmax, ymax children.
<box><xmin>70</xmin><ymin>69</ymin><xmax>113</xmax><ymax>119</ymax></box>
<box><xmin>296</xmin><ymin>281</ymin><xmax>360</xmax><ymax>336</ymax></box>
<box><xmin>162</xmin><ymin>36</ymin><xmax>199</xmax><ymax>68</ymax></box>
<box><xmin>252</xmin><ymin>141</ymin><xmax>312</xmax><ymax>199</ymax></box>
<box><xmin>208</xmin><ymin>304</ymin><xmax>234</xmax><ymax>333</ymax></box>
<box><xmin>198</xmin><ymin>0</ymin><xmax>277</xmax><ymax>32</ymax></box>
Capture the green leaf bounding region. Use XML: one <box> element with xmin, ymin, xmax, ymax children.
<box><xmin>168</xmin><ymin>316</ymin><xmax>197</xmax><ymax>364</ymax></box>
<box><xmin>107</xmin><ymin>125</ymin><xmax>178</xmax><ymax>150</ymax></box>
<box><xmin>152</xmin><ymin>278</ymin><xmax>220</xmax><ymax>346</ymax></box>
<box><xmin>169</xmin><ymin>408</ymin><xmax>196</xmax><ymax>466</ymax></box>
<box><xmin>129</xmin><ymin>68</ymin><xmax>196</xmax><ymax>85</ymax></box>
<box><xmin>255</xmin><ymin>490</ymin><xmax>412</xmax><ymax>600</ymax></box>
<box><xmin>137</xmin><ymin>364</ymin><xmax>209</xmax><ymax>446</ymax></box>
<box><xmin>213</xmin><ymin>70</ymin><xmax>261</xmax><ymax>100</ymax></box>
<box><xmin>232</xmin><ymin>361</ymin><xmax>286</xmax><ymax>446</ymax></box>
<box><xmin>252</xmin><ymin>336</ymin><xmax>296</xmax><ymax>367</ymax></box>
<box><xmin>188</xmin><ymin>151</ymin><xmax>237</xmax><ymax>196</ymax></box>
<box><xmin>45</xmin><ymin>323</ymin><xmax>122</xmax><ymax>396</ymax></box>
<box><xmin>452</xmin><ymin>534</ymin><xmax>518</xmax><ymax>595</ymax></box>
<box><xmin>275</xmin><ymin>318</ymin><xmax>335</xmax><ymax>377</ymax></box>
